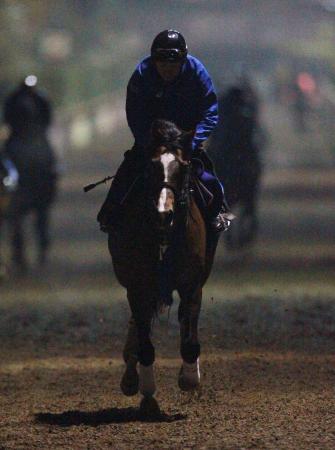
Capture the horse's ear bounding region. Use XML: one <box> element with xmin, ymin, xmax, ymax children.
<box><xmin>180</xmin><ymin>130</ymin><xmax>194</xmax><ymax>160</ymax></box>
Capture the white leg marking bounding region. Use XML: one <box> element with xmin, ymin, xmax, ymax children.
<box><xmin>182</xmin><ymin>358</ymin><xmax>200</xmax><ymax>386</ymax></box>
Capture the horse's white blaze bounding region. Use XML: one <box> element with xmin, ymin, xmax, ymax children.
<box><xmin>182</xmin><ymin>358</ymin><xmax>200</xmax><ymax>385</ymax></box>
<box><xmin>161</xmin><ymin>153</ymin><xmax>175</xmax><ymax>180</ymax></box>
<box><xmin>139</xmin><ymin>364</ymin><xmax>156</xmax><ymax>396</ymax></box>
<box><xmin>158</xmin><ymin>153</ymin><xmax>175</xmax><ymax>213</ymax></box>
<box><xmin>158</xmin><ymin>187</ymin><xmax>174</xmax><ymax>212</ymax></box>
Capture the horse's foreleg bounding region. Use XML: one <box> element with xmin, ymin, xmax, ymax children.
<box><xmin>127</xmin><ymin>288</ymin><xmax>156</xmax><ymax>397</ymax></box>
<box><xmin>178</xmin><ymin>287</ymin><xmax>202</xmax><ymax>391</ymax></box>
<box><xmin>123</xmin><ymin>316</ymin><xmax>139</xmax><ymax>364</ymax></box>
<box><xmin>11</xmin><ymin>217</ymin><xmax>26</xmax><ymax>270</ymax></box>
<box><xmin>120</xmin><ymin>316</ymin><xmax>139</xmax><ymax>396</ymax></box>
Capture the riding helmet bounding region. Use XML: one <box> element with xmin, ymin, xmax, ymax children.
<box><xmin>151</xmin><ymin>30</ymin><xmax>188</xmax><ymax>62</ymax></box>
<box><xmin>23</xmin><ymin>75</ymin><xmax>38</xmax><ymax>87</ymax></box>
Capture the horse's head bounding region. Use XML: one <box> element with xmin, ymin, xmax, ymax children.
<box><xmin>146</xmin><ymin>120</ymin><xmax>193</xmax><ymax>242</ymax></box>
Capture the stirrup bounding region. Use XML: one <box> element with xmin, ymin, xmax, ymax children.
<box><xmin>211</xmin><ymin>210</ymin><xmax>236</xmax><ymax>232</ymax></box>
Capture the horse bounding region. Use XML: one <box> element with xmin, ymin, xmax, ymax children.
<box><xmin>209</xmin><ymin>84</ymin><xmax>265</xmax><ymax>250</ymax></box>
<box><xmin>4</xmin><ymin>133</ymin><xmax>57</xmax><ymax>271</ymax></box>
<box><xmin>107</xmin><ymin>119</ymin><xmax>220</xmax><ymax>403</ymax></box>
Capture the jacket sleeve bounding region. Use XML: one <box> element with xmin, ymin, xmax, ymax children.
<box><xmin>126</xmin><ymin>68</ymin><xmax>151</xmax><ymax>148</ymax></box>
<box><xmin>193</xmin><ymin>64</ymin><xmax>219</xmax><ymax>150</ymax></box>
<box><xmin>38</xmin><ymin>92</ymin><xmax>52</xmax><ymax>128</ymax></box>
<box><xmin>3</xmin><ymin>94</ymin><xmax>15</xmax><ymax>127</ymax></box>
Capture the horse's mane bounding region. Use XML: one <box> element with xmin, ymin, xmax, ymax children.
<box><xmin>149</xmin><ymin>119</ymin><xmax>185</xmax><ymax>156</ymax></box>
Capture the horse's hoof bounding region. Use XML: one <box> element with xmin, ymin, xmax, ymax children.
<box><xmin>178</xmin><ymin>360</ymin><xmax>200</xmax><ymax>391</ymax></box>
<box><xmin>178</xmin><ymin>369</ymin><xmax>199</xmax><ymax>391</ymax></box>
<box><xmin>140</xmin><ymin>396</ymin><xmax>161</xmax><ymax>418</ymax></box>
<box><xmin>120</xmin><ymin>364</ymin><xmax>139</xmax><ymax>396</ymax></box>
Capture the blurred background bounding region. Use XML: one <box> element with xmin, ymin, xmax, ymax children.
<box><xmin>0</xmin><ymin>0</ymin><xmax>334</xmax><ymax>352</ymax></box>
<box><xmin>1</xmin><ymin>2</ymin><xmax>335</xmax><ymax>445</ymax></box>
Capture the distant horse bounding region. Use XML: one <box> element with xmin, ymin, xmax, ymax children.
<box><xmin>4</xmin><ymin>133</ymin><xmax>57</xmax><ymax>270</ymax></box>
<box><xmin>210</xmin><ymin>85</ymin><xmax>264</xmax><ymax>249</ymax></box>
<box><xmin>108</xmin><ymin>120</ymin><xmax>219</xmax><ymax>402</ymax></box>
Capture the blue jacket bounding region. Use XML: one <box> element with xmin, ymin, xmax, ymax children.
<box><xmin>126</xmin><ymin>55</ymin><xmax>218</xmax><ymax>151</ymax></box>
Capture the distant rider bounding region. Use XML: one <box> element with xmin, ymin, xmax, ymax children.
<box><xmin>3</xmin><ymin>76</ymin><xmax>57</xmax><ymax>270</ymax></box>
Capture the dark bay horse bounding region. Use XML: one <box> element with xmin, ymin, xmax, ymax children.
<box><xmin>4</xmin><ymin>133</ymin><xmax>57</xmax><ymax>270</ymax></box>
<box><xmin>209</xmin><ymin>84</ymin><xmax>264</xmax><ymax>249</ymax></box>
<box><xmin>108</xmin><ymin>120</ymin><xmax>219</xmax><ymax>400</ymax></box>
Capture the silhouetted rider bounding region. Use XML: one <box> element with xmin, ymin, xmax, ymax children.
<box><xmin>3</xmin><ymin>76</ymin><xmax>57</xmax><ymax>270</ymax></box>
<box><xmin>210</xmin><ymin>79</ymin><xmax>264</xmax><ymax>248</ymax></box>
<box><xmin>4</xmin><ymin>75</ymin><xmax>51</xmax><ymax>137</ymax></box>
<box><xmin>98</xmin><ymin>29</ymin><xmax>230</xmax><ymax>232</ymax></box>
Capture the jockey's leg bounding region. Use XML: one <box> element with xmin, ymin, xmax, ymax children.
<box><xmin>199</xmin><ymin>171</ymin><xmax>232</xmax><ymax>232</ymax></box>
<box><xmin>194</xmin><ymin>147</ymin><xmax>233</xmax><ymax>231</ymax></box>
<box><xmin>97</xmin><ymin>147</ymin><xmax>144</xmax><ymax>231</ymax></box>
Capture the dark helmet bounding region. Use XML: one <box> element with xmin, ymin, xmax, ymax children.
<box><xmin>151</xmin><ymin>30</ymin><xmax>188</xmax><ymax>62</ymax></box>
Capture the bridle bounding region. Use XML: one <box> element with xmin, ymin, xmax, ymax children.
<box><xmin>156</xmin><ymin>157</ymin><xmax>191</xmax><ymax>250</ymax></box>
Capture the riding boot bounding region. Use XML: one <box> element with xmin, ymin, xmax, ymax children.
<box><xmin>97</xmin><ymin>148</ymin><xmax>144</xmax><ymax>232</ymax></box>
<box><xmin>210</xmin><ymin>193</ymin><xmax>235</xmax><ymax>232</ymax></box>
<box><xmin>195</xmin><ymin>165</ymin><xmax>233</xmax><ymax>233</ymax></box>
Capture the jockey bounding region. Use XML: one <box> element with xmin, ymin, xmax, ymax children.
<box><xmin>98</xmin><ymin>29</ymin><xmax>230</xmax><ymax>232</ymax></box>
<box><xmin>3</xmin><ymin>76</ymin><xmax>57</xmax><ymax>270</ymax></box>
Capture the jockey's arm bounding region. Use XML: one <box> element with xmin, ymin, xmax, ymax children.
<box><xmin>126</xmin><ymin>70</ymin><xmax>151</xmax><ymax>149</ymax></box>
<box><xmin>38</xmin><ymin>92</ymin><xmax>52</xmax><ymax>128</ymax></box>
<box><xmin>192</xmin><ymin>65</ymin><xmax>219</xmax><ymax>152</ymax></box>
<box><xmin>3</xmin><ymin>94</ymin><xmax>15</xmax><ymax>127</ymax></box>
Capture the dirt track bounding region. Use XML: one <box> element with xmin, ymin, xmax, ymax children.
<box><xmin>1</xmin><ymin>146</ymin><xmax>335</xmax><ymax>448</ymax></box>
<box><xmin>0</xmin><ymin>261</ymin><xmax>335</xmax><ymax>449</ymax></box>
<box><xmin>1</xmin><ymin>335</ymin><xmax>335</xmax><ymax>449</ymax></box>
